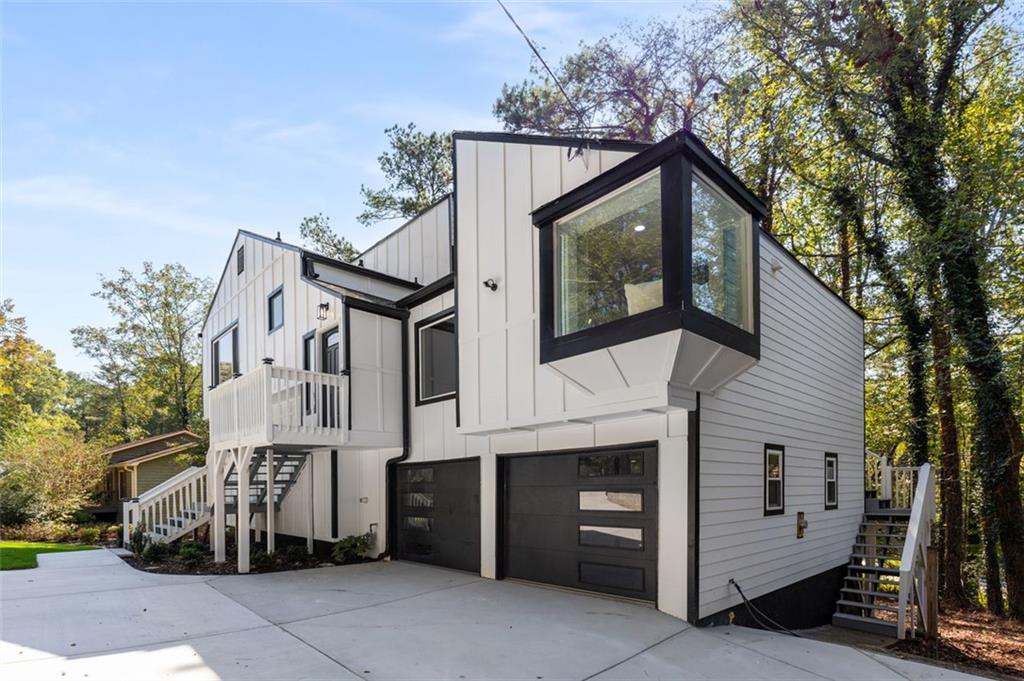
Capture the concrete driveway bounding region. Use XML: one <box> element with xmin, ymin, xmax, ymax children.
<box><xmin>0</xmin><ymin>549</ymin><xmax>985</xmax><ymax>681</ymax></box>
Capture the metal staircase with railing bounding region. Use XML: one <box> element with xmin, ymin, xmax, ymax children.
<box><xmin>833</xmin><ymin>453</ymin><xmax>937</xmax><ymax>639</ymax></box>
<box><xmin>122</xmin><ymin>451</ymin><xmax>309</xmax><ymax>545</ymax></box>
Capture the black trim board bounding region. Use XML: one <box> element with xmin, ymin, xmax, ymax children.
<box><xmin>330</xmin><ymin>450</ymin><xmax>339</xmax><ymax>539</ymax></box>
<box><xmin>397</xmin><ymin>273</ymin><xmax>454</xmax><ymax>309</ymax></box>
<box><xmin>697</xmin><ymin>563</ymin><xmax>848</xmax><ymax>630</ymax></box>
<box><xmin>763</xmin><ymin>444</ymin><xmax>785</xmax><ymax>516</ymax></box>
<box><xmin>824</xmin><ymin>452</ymin><xmax>839</xmax><ymax>511</ymax></box>
<box><xmin>303</xmin><ymin>251</ymin><xmax>422</xmax><ymax>290</ymax></box>
<box><xmin>686</xmin><ymin>393</ymin><xmax>700</xmax><ymax>623</ymax></box>
<box><xmin>452</xmin><ymin>130</ymin><xmax>650</xmax><ymax>153</ymax></box>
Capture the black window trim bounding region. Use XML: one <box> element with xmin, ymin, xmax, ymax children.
<box><xmin>415</xmin><ymin>307</ymin><xmax>457</xmax><ymax>406</ymax></box>
<box><xmin>210</xmin><ymin>322</ymin><xmax>239</xmax><ymax>388</ymax></box>
<box><xmin>236</xmin><ymin>245</ymin><xmax>245</xmax><ymax>275</ymax></box>
<box><xmin>533</xmin><ymin>131</ymin><xmax>762</xmax><ymax>364</ymax></box>
<box><xmin>824</xmin><ymin>452</ymin><xmax>839</xmax><ymax>510</ymax></box>
<box><xmin>764</xmin><ymin>443</ymin><xmax>785</xmax><ymax>516</ymax></box>
<box><xmin>267</xmin><ymin>285</ymin><xmax>284</xmax><ymax>334</ymax></box>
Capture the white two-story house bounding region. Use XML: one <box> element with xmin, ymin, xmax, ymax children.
<box><xmin>126</xmin><ymin>129</ymin><xmax>933</xmax><ymax>637</ymax></box>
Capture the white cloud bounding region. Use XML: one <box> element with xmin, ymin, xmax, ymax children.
<box><xmin>2</xmin><ymin>175</ymin><xmax>239</xmax><ymax>238</ymax></box>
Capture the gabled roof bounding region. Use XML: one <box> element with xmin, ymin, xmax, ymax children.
<box><xmin>104</xmin><ymin>430</ymin><xmax>201</xmax><ymax>466</ymax></box>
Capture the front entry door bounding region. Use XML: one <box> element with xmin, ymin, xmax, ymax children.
<box><xmin>321</xmin><ymin>329</ymin><xmax>340</xmax><ymax>427</ymax></box>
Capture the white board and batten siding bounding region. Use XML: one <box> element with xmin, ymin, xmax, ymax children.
<box><xmin>359</xmin><ymin>196</ymin><xmax>452</xmax><ymax>286</ymax></box>
<box><xmin>697</xmin><ymin>235</ymin><xmax>865</xmax><ymax>618</ymax></box>
<box><xmin>202</xmin><ymin>232</ymin><xmax>340</xmax><ymax>418</ymax></box>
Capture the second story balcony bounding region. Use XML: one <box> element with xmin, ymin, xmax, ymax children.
<box><xmin>208</xmin><ymin>363</ymin><xmax>401</xmax><ymax>451</ymax></box>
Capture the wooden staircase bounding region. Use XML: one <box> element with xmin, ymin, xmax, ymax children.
<box><xmin>223</xmin><ymin>452</ymin><xmax>308</xmax><ymax>515</ymax></box>
<box><xmin>832</xmin><ymin>509</ymin><xmax>910</xmax><ymax>636</ymax></box>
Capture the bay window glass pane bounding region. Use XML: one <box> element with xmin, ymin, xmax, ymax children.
<box><xmin>691</xmin><ymin>175</ymin><xmax>752</xmax><ymax>331</ymax></box>
<box><xmin>420</xmin><ymin>316</ymin><xmax>456</xmax><ymax>399</ymax></box>
<box><xmin>555</xmin><ymin>169</ymin><xmax>663</xmax><ymax>336</ymax></box>
<box><xmin>214</xmin><ymin>331</ymin><xmax>234</xmax><ymax>385</ymax></box>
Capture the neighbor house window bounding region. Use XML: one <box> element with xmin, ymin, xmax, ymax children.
<box><xmin>764</xmin><ymin>444</ymin><xmax>784</xmax><ymax>515</ymax></box>
<box><xmin>211</xmin><ymin>326</ymin><xmax>238</xmax><ymax>387</ymax></box>
<box><xmin>237</xmin><ymin>246</ymin><xmax>245</xmax><ymax>274</ymax></box>
<box><xmin>691</xmin><ymin>173</ymin><xmax>753</xmax><ymax>332</ymax></box>
<box><xmin>416</xmin><ymin>310</ymin><xmax>456</xmax><ymax>403</ymax></box>
<box><xmin>554</xmin><ymin>168</ymin><xmax>663</xmax><ymax>337</ymax></box>
<box><xmin>825</xmin><ymin>452</ymin><xmax>838</xmax><ymax>510</ymax></box>
<box><xmin>268</xmin><ymin>287</ymin><xmax>284</xmax><ymax>333</ymax></box>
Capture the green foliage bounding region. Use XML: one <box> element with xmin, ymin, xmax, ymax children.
<box><xmin>280</xmin><ymin>543</ymin><xmax>310</xmax><ymax>564</ymax></box>
<box><xmin>77</xmin><ymin>526</ymin><xmax>101</xmax><ymax>544</ymax></box>
<box><xmin>0</xmin><ymin>541</ymin><xmax>97</xmax><ymax>570</ymax></box>
<box><xmin>71</xmin><ymin>509</ymin><xmax>96</xmax><ymax>525</ymax></box>
<box><xmin>105</xmin><ymin>524</ymin><xmax>122</xmax><ymax>541</ymax></box>
<box><xmin>0</xmin><ymin>478</ymin><xmax>37</xmax><ymax>526</ymax></box>
<box><xmin>250</xmin><ymin>548</ymin><xmax>274</xmax><ymax>571</ymax></box>
<box><xmin>299</xmin><ymin>213</ymin><xmax>359</xmax><ymax>262</ymax></box>
<box><xmin>331</xmin><ymin>532</ymin><xmax>374</xmax><ymax>564</ymax></box>
<box><xmin>176</xmin><ymin>542</ymin><xmax>206</xmax><ymax>567</ymax></box>
<box><xmin>358</xmin><ymin>123</ymin><xmax>452</xmax><ymax>226</ymax></box>
<box><xmin>129</xmin><ymin>524</ymin><xmax>147</xmax><ymax>556</ymax></box>
<box><xmin>141</xmin><ymin>540</ymin><xmax>170</xmax><ymax>563</ymax></box>
<box><xmin>49</xmin><ymin>523</ymin><xmax>75</xmax><ymax>543</ymax></box>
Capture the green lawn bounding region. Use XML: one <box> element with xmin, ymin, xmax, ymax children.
<box><xmin>0</xmin><ymin>541</ymin><xmax>98</xmax><ymax>570</ymax></box>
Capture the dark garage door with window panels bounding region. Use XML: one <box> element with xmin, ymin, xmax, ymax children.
<box><xmin>397</xmin><ymin>459</ymin><xmax>481</xmax><ymax>573</ymax></box>
<box><xmin>501</xmin><ymin>446</ymin><xmax>658</xmax><ymax>601</ymax></box>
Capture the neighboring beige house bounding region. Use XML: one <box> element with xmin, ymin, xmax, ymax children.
<box><xmin>92</xmin><ymin>431</ymin><xmax>201</xmax><ymax>520</ymax></box>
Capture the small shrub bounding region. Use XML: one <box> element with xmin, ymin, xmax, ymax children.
<box><xmin>129</xmin><ymin>524</ymin><xmax>147</xmax><ymax>556</ymax></box>
<box><xmin>141</xmin><ymin>541</ymin><xmax>171</xmax><ymax>563</ymax></box>
<box><xmin>49</xmin><ymin>523</ymin><xmax>75</xmax><ymax>543</ymax></box>
<box><xmin>331</xmin><ymin>531</ymin><xmax>374</xmax><ymax>564</ymax></box>
<box><xmin>177</xmin><ymin>543</ymin><xmax>206</xmax><ymax>567</ymax></box>
<box><xmin>105</xmin><ymin>524</ymin><xmax>123</xmax><ymax>541</ymax></box>
<box><xmin>78</xmin><ymin>526</ymin><xmax>101</xmax><ymax>544</ymax></box>
<box><xmin>250</xmin><ymin>548</ymin><xmax>275</xmax><ymax>571</ymax></box>
<box><xmin>280</xmin><ymin>544</ymin><xmax>310</xmax><ymax>564</ymax></box>
<box><xmin>0</xmin><ymin>480</ymin><xmax>37</xmax><ymax>527</ymax></box>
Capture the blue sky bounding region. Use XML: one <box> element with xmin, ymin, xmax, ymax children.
<box><xmin>1</xmin><ymin>1</ymin><xmax>714</xmax><ymax>373</ymax></box>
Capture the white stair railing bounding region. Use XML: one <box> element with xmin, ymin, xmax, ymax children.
<box><xmin>865</xmin><ymin>449</ymin><xmax>893</xmax><ymax>501</ymax></box>
<box><xmin>896</xmin><ymin>461</ymin><xmax>936</xmax><ymax>639</ymax></box>
<box><xmin>122</xmin><ymin>465</ymin><xmax>209</xmax><ymax>545</ymax></box>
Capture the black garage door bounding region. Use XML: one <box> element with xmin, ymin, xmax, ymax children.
<box><xmin>397</xmin><ymin>459</ymin><xmax>480</xmax><ymax>573</ymax></box>
<box><xmin>501</xmin><ymin>446</ymin><xmax>658</xmax><ymax>601</ymax></box>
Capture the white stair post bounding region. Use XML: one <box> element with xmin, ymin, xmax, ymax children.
<box><xmin>305</xmin><ymin>453</ymin><xmax>314</xmax><ymax>554</ymax></box>
<box><xmin>212</xmin><ymin>449</ymin><xmax>227</xmax><ymax>563</ymax></box>
<box><xmin>236</xmin><ymin>446</ymin><xmax>254</xmax><ymax>574</ymax></box>
<box><xmin>266</xmin><ymin>448</ymin><xmax>275</xmax><ymax>554</ymax></box>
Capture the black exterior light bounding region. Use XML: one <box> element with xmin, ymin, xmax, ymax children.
<box><xmin>317</xmin><ymin>302</ymin><xmax>330</xmax><ymax>320</ymax></box>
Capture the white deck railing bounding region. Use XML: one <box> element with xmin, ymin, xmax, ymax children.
<box><xmin>209</xmin><ymin>364</ymin><xmax>348</xmax><ymax>449</ymax></box>
<box><xmin>122</xmin><ymin>465</ymin><xmax>209</xmax><ymax>545</ymax></box>
<box><xmin>897</xmin><ymin>462</ymin><xmax>936</xmax><ymax>639</ymax></box>
<box><xmin>865</xmin><ymin>450</ymin><xmax>917</xmax><ymax>509</ymax></box>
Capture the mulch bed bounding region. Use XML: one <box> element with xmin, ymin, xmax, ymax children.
<box><xmin>890</xmin><ymin>607</ymin><xmax>1024</xmax><ymax>679</ymax></box>
<box><xmin>120</xmin><ymin>552</ymin><xmax>374</xmax><ymax>575</ymax></box>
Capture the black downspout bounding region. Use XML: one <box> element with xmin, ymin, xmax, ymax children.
<box><xmin>381</xmin><ymin>312</ymin><xmax>411</xmax><ymax>558</ymax></box>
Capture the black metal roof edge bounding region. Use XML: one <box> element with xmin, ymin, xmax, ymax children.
<box><xmin>396</xmin><ymin>273</ymin><xmax>455</xmax><ymax>309</ymax></box>
<box><xmin>357</xmin><ymin>193</ymin><xmax>454</xmax><ymax>260</ymax></box>
<box><xmin>452</xmin><ymin>130</ymin><xmax>651</xmax><ymax>153</ymax></box>
<box><xmin>302</xmin><ymin>250</ymin><xmax>422</xmax><ymax>290</ymax></box>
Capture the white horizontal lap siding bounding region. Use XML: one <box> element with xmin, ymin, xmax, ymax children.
<box><xmin>202</xmin><ymin>233</ymin><xmax>340</xmax><ymax>419</ymax></box>
<box><xmin>697</xmin><ymin>235</ymin><xmax>864</xmax><ymax>619</ymax></box>
<box><xmin>455</xmin><ymin>139</ymin><xmax>661</xmax><ymax>432</ymax></box>
<box><xmin>359</xmin><ymin>197</ymin><xmax>452</xmax><ymax>286</ymax></box>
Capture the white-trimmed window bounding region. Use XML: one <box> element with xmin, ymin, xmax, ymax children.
<box><xmin>211</xmin><ymin>326</ymin><xmax>238</xmax><ymax>387</ymax></box>
<box><xmin>824</xmin><ymin>452</ymin><xmax>838</xmax><ymax>510</ymax></box>
<box><xmin>267</xmin><ymin>287</ymin><xmax>284</xmax><ymax>333</ymax></box>
<box><xmin>416</xmin><ymin>310</ymin><xmax>456</xmax><ymax>404</ymax></box>
<box><xmin>764</xmin><ymin>444</ymin><xmax>784</xmax><ymax>515</ymax></box>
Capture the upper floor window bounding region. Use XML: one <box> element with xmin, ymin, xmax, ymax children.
<box><xmin>824</xmin><ymin>452</ymin><xmax>838</xmax><ymax>510</ymax></box>
<box><xmin>554</xmin><ymin>169</ymin><xmax>663</xmax><ymax>337</ymax></box>
<box><xmin>691</xmin><ymin>174</ymin><xmax>753</xmax><ymax>332</ymax></box>
<box><xmin>764</xmin><ymin>444</ymin><xmax>784</xmax><ymax>516</ymax></box>
<box><xmin>416</xmin><ymin>310</ymin><xmax>456</xmax><ymax>404</ymax></box>
<box><xmin>268</xmin><ymin>287</ymin><xmax>284</xmax><ymax>333</ymax></box>
<box><xmin>533</xmin><ymin>133</ymin><xmax>763</xmax><ymax>364</ymax></box>
<box><xmin>212</xmin><ymin>326</ymin><xmax>238</xmax><ymax>387</ymax></box>
<box><xmin>237</xmin><ymin>246</ymin><xmax>245</xmax><ymax>275</ymax></box>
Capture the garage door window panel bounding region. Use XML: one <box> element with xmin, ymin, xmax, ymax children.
<box><xmin>578</xmin><ymin>452</ymin><xmax>644</xmax><ymax>478</ymax></box>
<box><xmin>578</xmin><ymin>490</ymin><xmax>643</xmax><ymax>512</ymax></box>
<box><xmin>579</xmin><ymin>525</ymin><xmax>644</xmax><ymax>551</ymax></box>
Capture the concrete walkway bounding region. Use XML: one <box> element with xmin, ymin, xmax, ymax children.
<box><xmin>0</xmin><ymin>549</ymin><xmax>987</xmax><ymax>680</ymax></box>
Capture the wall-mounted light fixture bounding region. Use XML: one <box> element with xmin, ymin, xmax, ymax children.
<box><xmin>317</xmin><ymin>302</ymin><xmax>330</xmax><ymax>320</ymax></box>
<box><xmin>482</xmin><ymin>278</ymin><xmax>498</xmax><ymax>292</ymax></box>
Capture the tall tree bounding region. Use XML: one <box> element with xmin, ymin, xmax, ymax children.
<box><xmin>299</xmin><ymin>213</ymin><xmax>359</xmax><ymax>262</ymax></box>
<box><xmin>357</xmin><ymin>123</ymin><xmax>452</xmax><ymax>226</ymax></box>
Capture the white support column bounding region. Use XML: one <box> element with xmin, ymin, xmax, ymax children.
<box><xmin>266</xmin><ymin>448</ymin><xmax>275</xmax><ymax>554</ymax></box>
<box><xmin>212</xmin><ymin>449</ymin><xmax>227</xmax><ymax>563</ymax></box>
<box><xmin>236</xmin><ymin>446</ymin><xmax>254</xmax><ymax>574</ymax></box>
<box><xmin>305</xmin><ymin>454</ymin><xmax>314</xmax><ymax>554</ymax></box>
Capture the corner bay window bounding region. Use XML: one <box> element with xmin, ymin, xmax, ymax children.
<box><xmin>555</xmin><ymin>169</ymin><xmax>663</xmax><ymax>336</ymax></box>
<box><xmin>535</xmin><ymin>133</ymin><xmax>762</xmax><ymax>364</ymax></box>
<box><xmin>211</xmin><ymin>326</ymin><xmax>238</xmax><ymax>386</ymax></box>
<box><xmin>417</xmin><ymin>311</ymin><xmax>456</xmax><ymax>403</ymax></box>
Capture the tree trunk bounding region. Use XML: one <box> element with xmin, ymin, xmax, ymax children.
<box><xmin>838</xmin><ymin>218</ymin><xmax>851</xmax><ymax>302</ymax></box>
<box><xmin>932</xmin><ymin>304</ymin><xmax>969</xmax><ymax>605</ymax></box>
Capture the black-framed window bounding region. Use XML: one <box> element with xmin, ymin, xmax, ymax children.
<box><xmin>824</xmin><ymin>452</ymin><xmax>838</xmax><ymax>510</ymax></box>
<box><xmin>322</xmin><ymin>328</ymin><xmax>340</xmax><ymax>374</ymax></box>
<box><xmin>533</xmin><ymin>133</ymin><xmax>762</xmax><ymax>364</ymax></box>
<box><xmin>415</xmin><ymin>309</ymin><xmax>456</xmax><ymax>404</ymax></box>
<box><xmin>764</xmin><ymin>444</ymin><xmax>784</xmax><ymax>516</ymax></box>
<box><xmin>211</xmin><ymin>325</ymin><xmax>238</xmax><ymax>387</ymax></box>
<box><xmin>302</xmin><ymin>331</ymin><xmax>316</xmax><ymax>415</ymax></box>
<box><xmin>267</xmin><ymin>286</ymin><xmax>284</xmax><ymax>333</ymax></box>
<box><xmin>237</xmin><ymin>246</ymin><xmax>245</xmax><ymax>275</ymax></box>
